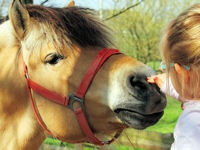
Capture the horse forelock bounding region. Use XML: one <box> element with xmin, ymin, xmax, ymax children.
<box><xmin>25</xmin><ymin>5</ymin><xmax>112</xmax><ymax>50</ymax></box>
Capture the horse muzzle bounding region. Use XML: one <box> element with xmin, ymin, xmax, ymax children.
<box><xmin>113</xmin><ymin>66</ymin><xmax>166</xmax><ymax>129</ymax></box>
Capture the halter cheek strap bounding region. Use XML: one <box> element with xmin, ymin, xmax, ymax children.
<box><xmin>23</xmin><ymin>48</ymin><xmax>122</xmax><ymax>145</ymax></box>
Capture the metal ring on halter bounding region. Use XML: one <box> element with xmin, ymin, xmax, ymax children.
<box><xmin>68</xmin><ymin>94</ymin><xmax>84</xmax><ymax>111</ymax></box>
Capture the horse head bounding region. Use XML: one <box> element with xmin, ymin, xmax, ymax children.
<box><xmin>0</xmin><ymin>0</ymin><xmax>166</xmax><ymax>149</ymax></box>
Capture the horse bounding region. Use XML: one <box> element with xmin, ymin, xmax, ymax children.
<box><xmin>0</xmin><ymin>0</ymin><xmax>166</xmax><ymax>149</ymax></box>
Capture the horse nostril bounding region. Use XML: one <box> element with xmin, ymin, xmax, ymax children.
<box><xmin>129</xmin><ymin>76</ymin><xmax>147</xmax><ymax>91</ymax></box>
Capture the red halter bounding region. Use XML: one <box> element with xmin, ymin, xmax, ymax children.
<box><xmin>23</xmin><ymin>48</ymin><xmax>122</xmax><ymax>145</ymax></box>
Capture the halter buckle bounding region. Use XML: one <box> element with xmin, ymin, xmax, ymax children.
<box><xmin>25</xmin><ymin>73</ymin><xmax>29</xmax><ymax>79</ymax></box>
<box><xmin>68</xmin><ymin>94</ymin><xmax>84</xmax><ymax>111</ymax></box>
<box><xmin>101</xmin><ymin>141</ymin><xmax>109</xmax><ymax>144</ymax></box>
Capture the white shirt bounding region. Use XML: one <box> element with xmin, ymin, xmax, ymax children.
<box><xmin>161</xmin><ymin>79</ymin><xmax>200</xmax><ymax>150</ymax></box>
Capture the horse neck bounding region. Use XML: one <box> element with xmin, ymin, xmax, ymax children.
<box><xmin>0</xmin><ymin>21</ymin><xmax>45</xmax><ymax>150</ymax></box>
<box><xmin>0</xmin><ymin>21</ymin><xmax>28</xmax><ymax>114</ymax></box>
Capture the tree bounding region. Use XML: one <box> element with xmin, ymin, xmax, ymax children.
<box><xmin>105</xmin><ymin>0</ymin><xmax>200</xmax><ymax>65</ymax></box>
<box><xmin>22</xmin><ymin>0</ymin><xmax>33</xmax><ymax>4</ymax></box>
<box><xmin>104</xmin><ymin>0</ymin><xmax>144</xmax><ymax>21</ymax></box>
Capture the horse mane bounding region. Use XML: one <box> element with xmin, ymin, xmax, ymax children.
<box><xmin>26</xmin><ymin>5</ymin><xmax>113</xmax><ymax>48</ymax></box>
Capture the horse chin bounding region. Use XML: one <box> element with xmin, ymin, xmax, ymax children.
<box><xmin>114</xmin><ymin>108</ymin><xmax>164</xmax><ymax>129</ymax></box>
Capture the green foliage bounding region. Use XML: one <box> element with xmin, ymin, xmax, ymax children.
<box><xmin>105</xmin><ymin>0</ymin><xmax>200</xmax><ymax>64</ymax></box>
<box><xmin>146</xmin><ymin>61</ymin><xmax>161</xmax><ymax>72</ymax></box>
<box><xmin>43</xmin><ymin>138</ymin><xmax>147</xmax><ymax>150</ymax></box>
<box><xmin>44</xmin><ymin>138</ymin><xmax>74</xmax><ymax>148</ymax></box>
<box><xmin>115</xmin><ymin>146</ymin><xmax>146</xmax><ymax>150</ymax></box>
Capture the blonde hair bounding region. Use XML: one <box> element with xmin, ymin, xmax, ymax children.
<box><xmin>160</xmin><ymin>4</ymin><xmax>200</xmax><ymax>99</ymax></box>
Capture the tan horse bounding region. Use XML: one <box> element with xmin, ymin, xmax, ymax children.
<box><xmin>0</xmin><ymin>0</ymin><xmax>166</xmax><ymax>149</ymax></box>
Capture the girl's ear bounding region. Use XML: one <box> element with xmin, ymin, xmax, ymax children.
<box><xmin>174</xmin><ymin>63</ymin><xmax>190</xmax><ymax>84</ymax></box>
<box><xmin>9</xmin><ymin>0</ymin><xmax>30</xmax><ymax>40</ymax></box>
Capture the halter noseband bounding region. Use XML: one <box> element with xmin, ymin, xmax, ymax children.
<box><xmin>23</xmin><ymin>48</ymin><xmax>122</xmax><ymax>145</ymax></box>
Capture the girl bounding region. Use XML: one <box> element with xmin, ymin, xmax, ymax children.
<box><xmin>148</xmin><ymin>4</ymin><xmax>200</xmax><ymax>150</ymax></box>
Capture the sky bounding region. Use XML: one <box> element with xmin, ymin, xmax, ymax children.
<box><xmin>0</xmin><ymin>0</ymin><xmax>115</xmax><ymax>16</ymax></box>
<box><xmin>34</xmin><ymin>0</ymin><xmax>114</xmax><ymax>10</ymax></box>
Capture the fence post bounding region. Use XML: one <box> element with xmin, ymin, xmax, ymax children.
<box><xmin>74</xmin><ymin>144</ymin><xmax>84</xmax><ymax>150</ymax></box>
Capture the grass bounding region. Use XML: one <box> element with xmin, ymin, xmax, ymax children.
<box><xmin>84</xmin><ymin>145</ymin><xmax>146</xmax><ymax>150</ymax></box>
<box><xmin>43</xmin><ymin>138</ymin><xmax>146</xmax><ymax>150</ymax></box>
<box><xmin>44</xmin><ymin>138</ymin><xmax>74</xmax><ymax>148</ymax></box>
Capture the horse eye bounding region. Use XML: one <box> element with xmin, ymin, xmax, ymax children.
<box><xmin>45</xmin><ymin>53</ymin><xmax>64</xmax><ymax>65</ymax></box>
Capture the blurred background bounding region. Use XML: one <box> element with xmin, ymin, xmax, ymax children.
<box><xmin>1</xmin><ymin>0</ymin><xmax>200</xmax><ymax>149</ymax></box>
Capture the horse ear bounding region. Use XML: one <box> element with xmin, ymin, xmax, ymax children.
<box><xmin>9</xmin><ymin>0</ymin><xmax>30</xmax><ymax>40</ymax></box>
<box><xmin>67</xmin><ymin>1</ymin><xmax>75</xmax><ymax>7</ymax></box>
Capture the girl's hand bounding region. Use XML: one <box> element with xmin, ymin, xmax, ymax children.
<box><xmin>147</xmin><ymin>73</ymin><xmax>166</xmax><ymax>89</ymax></box>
